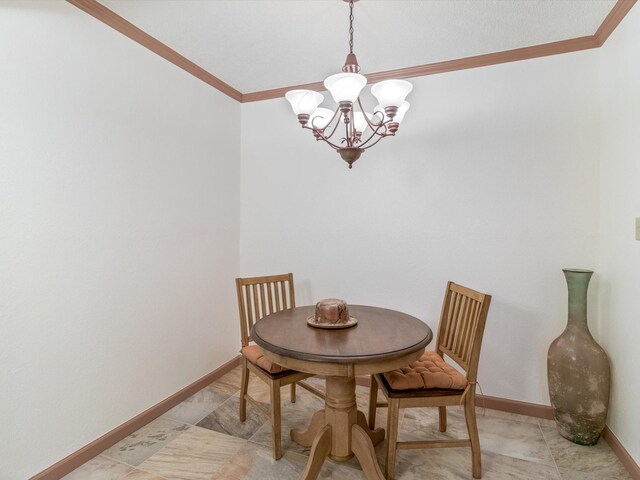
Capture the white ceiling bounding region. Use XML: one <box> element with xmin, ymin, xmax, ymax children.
<box><xmin>102</xmin><ymin>0</ymin><xmax>616</xmax><ymax>93</ymax></box>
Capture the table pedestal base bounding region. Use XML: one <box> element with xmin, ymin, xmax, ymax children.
<box><xmin>291</xmin><ymin>376</ymin><xmax>386</xmax><ymax>480</ymax></box>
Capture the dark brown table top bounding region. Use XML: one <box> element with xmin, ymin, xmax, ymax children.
<box><xmin>251</xmin><ymin>305</ymin><xmax>432</xmax><ymax>363</ymax></box>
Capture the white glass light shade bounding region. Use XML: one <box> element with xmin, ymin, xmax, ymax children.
<box><xmin>285</xmin><ymin>90</ymin><xmax>324</xmax><ymax>116</ymax></box>
<box><xmin>324</xmin><ymin>73</ymin><xmax>367</xmax><ymax>104</ymax></box>
<box><xmin>371</xmin><ymin>79</ymin><xmax>413</xmax><ymax>108</ymax></box>
<box><xmin>353</xmin><ymin>112</ymin><xmax>373</xmax><ymax>133</ymax></box>
<box><xmin>308</xmin><ymin>108</ymin><xmax>334</xmax><ymax>129</ymax></box>
<box><xmin>374</xmin><ymin>101</ymin><xmax>410</xmax><ymax>123</ymax></box>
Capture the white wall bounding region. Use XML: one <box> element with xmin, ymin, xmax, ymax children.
<box><xmin>241</xmin><ymin>50</ymin><xmax>601</xmax><ymax>406</ymax></box>
<box><xmin>598</xmin><ymin>5</ymin><xmax>640</xmax><ymax>465</ymax></box>
<box><xmin>0</xmin><ymin>2</ymin><xmax>240</xmax><ymax>478</ymax></box>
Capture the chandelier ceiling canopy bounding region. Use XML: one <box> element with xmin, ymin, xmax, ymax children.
<box><xmin>285</xmin><ymin>0</ymin><xmax>413</xmax><ymax>169</ymax></box>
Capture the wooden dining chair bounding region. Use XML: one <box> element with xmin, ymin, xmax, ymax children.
<box><xmin>236</xmin><ymin>273</ymin><xmax>324</xmax><ymax>460</ymax></box>
<box><xmin>368</xmin><ymin>282</ymin><xmax>492</xmax><ymax>479</ymax></box>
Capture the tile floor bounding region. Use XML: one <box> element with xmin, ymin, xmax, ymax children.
<box><xmin>63</xmin><ymin>367</ymin><xmax>631</xmax><ymax>480</ymax></box>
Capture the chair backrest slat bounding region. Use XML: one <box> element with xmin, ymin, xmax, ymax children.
<box><xmin>274</xmin><ymin>282</ymin><xmax>281</xmax><ymax>311</ymax></box>
<box><xmin>457</xmin><ymin>296</ymin><xmax>473</xmax><ymax>356</ymax></box>
<box><xmin>260</xmin><ymin>283</ymin><xmax>267</xmax><ymax>317</ymax></box>
<box><xmin>253</xmin><ymin>285</ymin><xmax>259</xmax><ymax>329</ymax></box>
<box><xmin>245</xmin><ymin>284</ymin><xmax>254</xmax><ymax>332</ymax></box>
<box><xmin>266</xmin><ymin>282</ymin><xmax>274</xmax><ymax>314</ymax></box>
<box><xmin>461</xmin><ymin>300</ymin><xmax>480</xmax><ymax>362</ymax></box>
<box><xmin>280</xmin><ymin>281</ymin><xmax>287</xmax><ymax>309</ymax></box>
<box><xmin>235</xmin><ymin>273</ymin><xmax>295</xmax><ymax>347</ymax></box>
<box><xmin>436</xmin><ymin>282</ymin><xmax>491</xmax><ymax>382</ymax></box>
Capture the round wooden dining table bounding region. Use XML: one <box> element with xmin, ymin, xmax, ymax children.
<box><xmin>251</xmin><ymin>305</ymin><xmax>433</xmax><ymax>480</ymax></box>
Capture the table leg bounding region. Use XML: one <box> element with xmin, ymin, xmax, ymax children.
<box><xmin>291</xmin><ymin>410</ymin><xmax>326</xmax><ymax>447</ymax></box>
<box><xmin>325</xmin><ymin>376</ymin><xmax>357</xmax><ymax>461</ymax></box>
<box><xmin>300</xmin><ymin>424</ymin><xmax>332</xmax><ymax>480</ymax></box>
<box><xmin>293</xmin><ymin>375</ymin><xmax>386</xmax><ymax>480</ymax></box>
<box><xmin>352</xmin><ymin>424</ymin><xmax>386</xmax><ymax>480</ymax></box>
<box><xmin>356</xmin><ymin>410</ymin><xmax>385</xmax><ymax>446</ymax></box>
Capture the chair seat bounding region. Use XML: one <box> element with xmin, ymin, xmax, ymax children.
<box><xmin>383</xmin><ymin>351</ymin><xmax>468</xmax><ymax>391</ymax></box>
<box><xmin>241</xmin><ymin>345</ymin><xmax>289</xmax><ymax>374</ymax></box>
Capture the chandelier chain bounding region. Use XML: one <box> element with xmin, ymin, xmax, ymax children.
<box><xmin>348</xmin><ymin>0</ymin><xmax>354</xmax><ymax>54</ymax></box>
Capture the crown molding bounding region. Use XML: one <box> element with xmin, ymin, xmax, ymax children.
<box><xmin>67</xmin><ymin>0</ymin><xmax>242</xmax><ymax>101</ymax></box>
<box><xmin>67</xmin><ymin>0</ymin><xmax>636</xmax><ymax>104</ymax></box>
<box><xmin>242</xmin><ymin>0</ymin><xmax>636</xmax><ymax>102</ymax></box>
<box><xmin>241</xmin><ymin>35</ymin><xmax>599</xmax><ymax>103</ymax></box>
<box><xmin>594</xmin><ymin>0</ymin><xmax>637</xmax><ymax>46</ymax></box>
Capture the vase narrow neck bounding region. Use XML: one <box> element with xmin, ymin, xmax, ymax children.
<box><xmin>564</xmin><ymin>269</ymin><xmax>593</xmax><ymax>328</ymax></box>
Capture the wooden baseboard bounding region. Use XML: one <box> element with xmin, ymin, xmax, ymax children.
<box><xmin>476</xmin><ymin>394</ymin><xmax>554</xmax><ymax>420</ymax></box>
<box><xmin>602</xmin><ymin>426</ymin><xmax>640</xmax><ymax>479</ymax></box>
<box><xmin>358</xmin><ymin>375</ymin><xmax>638</xmax><ymax>478</ymax></box>
<box><xmin>30</xmin><ymin>355</ymin><xmax>242</xmax><ymax>480</ymax></box>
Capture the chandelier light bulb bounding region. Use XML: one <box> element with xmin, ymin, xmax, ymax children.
<box><xmin>371</xmin><ymin>80</ymin><xmax>413</xmax><ymax>110</ymax></box>
<box><xmin>285</xmin><ymin>90</ymin><xmax>325</xmax><ymax>116</ymax></box>
<box><xmin>323</xmin><ymin>73</ymin><xmax>367</xmax><ymax>104</ymax></box>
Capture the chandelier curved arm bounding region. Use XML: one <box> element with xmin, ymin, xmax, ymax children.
<box><xmin>357</xmin><ymin>116</ymin><xmax>392</xmax><ymax>149</ymax></box>
<box><xmin>308</xmin><ymin>107</ymin><xmax>341</xmax><ymax>131</ymax></box>
<box><xmin>305</xmin><ymin>107</ymin><xmax>344</xmax><ymax>142</ymax></box>
<box><xmin>360</xmin><ymin>132</ymin><xmax>389</xmax><ymax>151</ymax></box>
<box><xmin>351</xmin><ymin>98</ymin><xmax>395</xmax><ymax>148</ymax></box>
<box><xmin>308</xmin><ymin>127</ymin><xmax>343</xmax><ymax>150</ymax></box>
<box><xmin>357</xmin><ymin>126</ymin><xmax>390</xmax><ymax>149</ymax></box>
<box><xmin>357</xmin><ymin>98</ymin><xmax>385</xmax><ymax>131</ymax></box>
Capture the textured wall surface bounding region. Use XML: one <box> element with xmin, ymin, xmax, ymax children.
<box><xmin>598</xmin><ymin>5</ymin><xmax>640</xmax><ymax>466</ymax></box>
<box><xmin>0</xmin><ymin>2</ymin><xmax>240</xmax><ymax>478</ymax></box>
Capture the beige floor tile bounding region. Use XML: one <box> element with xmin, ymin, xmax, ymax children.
<box><xmin>211</xmin><ymin>441</ymin><xmax>304</xmax><ymax>480</ymax></box>
<box><xmin>163</xmin><ymin>386</ymin><xmax>231</xmax><ymax>425</ymax></box>
<box><xmin>246</xmin><ymin>373</ymin><xmax>276</xmax><ymax>405</ymax></box>
<box><xmin>314</xmin><ymin>458</ymin><xmax>368</xmax><ymax>479</ymax></box>
<box><xmin>209</xmin><ymin>367</ymin><xmax>243</xmax><ymax>395</ymax></box>
<box><xmin>398</xmin><ymin>405</ymin><xmax>555</xmax><ymax>467</ymax></box>
<box><xmin>477</xmin><ymin>414</ymin><xmax>556</xmax><ymax>466</ymax></box>
<box><xmin>399</xmin><ymin>405</ymin><xmax>468</xmax><ymax>442</ymax></box>
<box><xmin>541</xmin><ymin>424</ymin><xmax>627</xmax><ymax>473</ymax></box>
<box><xmin>197</xmin><ymin>393</ymin><xmax>268</xmax><ymax>439</ymax></box>
<box><xmin>392</xmin><ymin>448</ymin><xmax>561</xmax><ymax>480</ymax></box>
<box><xmin>122</xmin><ymin>469</ymin><xmax>168</xmax><ymax>480</ymax></box>
<box><xmin>558</xmin><ymin>464</ymin><xmax>631</xmax><ymax>480</ymax></box>
<box><xmin>537</xmin><ymin>417</ymin><xmax>557</xmax><ymax>428</ymax></box>
<box><xmin>102</xmin><ymin>417</ymin><xmax>190</xmax><ymax>467</ymax></box>
<box><xmin>138</xmin><ymin>427</ymin><xmax>246</xmax><ymax>480</ymax></box>
<box><xmin>62</xmin><ymin>455</ymin><xmax>132</xmax><ymax>480</ymax></box>
<box><xmin>248</xmin><ymin>387</ymin><xmax>324</xmax><ymax>455</ymax></box>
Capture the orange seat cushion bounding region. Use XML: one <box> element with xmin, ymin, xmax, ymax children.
<box><xmin>241</xmin><ymin>345</ymin><xmax>287</xmax><ymax>374</ymax></box>
<box><xmin>384</xmin><ymin>351</ymin><xmax>468</xmax><ymax>391</ymax></box>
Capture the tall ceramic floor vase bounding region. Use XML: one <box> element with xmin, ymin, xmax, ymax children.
<box><xmin>547</xmin><ymin>269</ymin><xmax>611</xmax><ymax>445</ymax></box>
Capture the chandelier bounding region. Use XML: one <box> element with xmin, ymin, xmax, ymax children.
<box><xmin>285</xmin><ymin>0</ymin><xmax>413</xmax><ymax>169</ymax></box>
